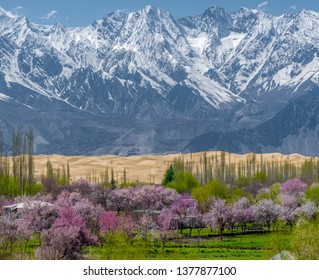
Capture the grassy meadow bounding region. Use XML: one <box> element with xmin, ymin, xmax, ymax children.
<box><xmin>86</xmin><ymin>230</ymin><xmax>293</xmax><ymax>260</ymax></box>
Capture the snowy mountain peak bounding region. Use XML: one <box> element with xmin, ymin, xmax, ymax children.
<box><xmin>295</xmin><ymin>8</ymin><xmax>319</xmax><ymax>22</ymax></box>
<box><xmin>136</xmin><ymin>5</ymin><xmax>174</xmax><ymax>22</ymax></box>
<box><xmin>0</xmin><ymin>7</ymin><xmax>17</xmax><ymax>29</ymax></box>
<box><xmin>144</xmin><ymin>5</ymin><xmax>155</xmax><ymax>13</ymax></box>
<box><xmin>142</xmin><ymin>5</ymin><xmax>170</xmax><ymax>15</ymax></box>
<box><xmin>298</xmin><ymin>8</ymin><xmax>316</xmax><ymax>15</ymax></box>
<box><xmin>201</xmin><ymin>6</ymin><xmax>232</xmax><ymax>28</ymax></box>
<box><xmin>52</xmin><ymin>22</ymin><xmax>65</xmax><ymax>30</ymax></box>
<box><xmin>203</xmin><ymin>6</ymin><xmax>227</xmax><ymax>17</ymax></box>
<box><xmin>237</xmin><ymin>7</ymin><xmax>260</xmax><ymax>15</ymax></box>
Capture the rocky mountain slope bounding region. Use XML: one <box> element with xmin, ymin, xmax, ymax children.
<box><xmin>186</xmin><ymin>88</ymin><xmax>319</xmax><ymax>155</ymax></box>
<box><xmin>0</xmin><ymin>6</ymin><xmax>319</xmax><ymax>155</ymax></box>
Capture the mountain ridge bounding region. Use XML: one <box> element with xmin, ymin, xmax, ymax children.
<box><xmin>0</xmin><ymin>5</ymin><xmax>319</xmax><ymax>155</ymax></box>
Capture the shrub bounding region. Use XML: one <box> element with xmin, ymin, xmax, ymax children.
<box><xmin>167</xmin><ymin>171</ymin><xmax>199</xmax><ymax>194</ymax></box>
<box><xmin>291</xmin><ymin>218</ymin><xmax>319</xmax><ymax>259</ymax></box>
<box><xmin>305</xmin><ymin>184</ymin><xmax>319</xmax><ymax>207</ymax></box>
<box><xmin>192</xmin><ymin>180</ymin><xmax>229</xmax><ymax>210</ymax></box>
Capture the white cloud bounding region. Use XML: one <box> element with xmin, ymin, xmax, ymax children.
<box><xmin>6</xmin><ymin>6</ymin><xmax>23</xmax><ymax>17</ymax></box>
<box><xmin>257</xmin><ymin>1</ymin><xmax>268</xmax><ymax>9</ymax></box>
<box><xmin>40</xmin><ymin>10</ymin><xmax>57</xmax><ymax>20</ymax></box>
<box><xmin>290</xmin><ymin>5</ymin><xmax>297</xmax><ymax>10</ymax></box>
<box><xmin>12</xmin><ymin>6</ymin><xmax>23</xmax><ymax>13</ymax></box>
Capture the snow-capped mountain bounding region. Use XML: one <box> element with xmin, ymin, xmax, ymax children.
<box><xmin>0</xmin><ymin>6</ymin><xmax>319</xmax><ymax>155</ymax></box>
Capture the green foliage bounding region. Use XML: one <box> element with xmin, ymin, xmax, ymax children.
<box><xmin>171</xmin><ymin>157</ymin><xmax>185</xmax><ymax>173</ymax></box>
<box><xmin>167</xmin><ymin>171</ymin><xmax>199</xmax><ymax>194</ymax></box>
<box><xmin>265</xmin><ymin>232</ymin><xmax>292</xmax><ymax>259</ymax></box>
<box><xmin>205</xmin><ymin>180</ymin><xmax>229</xmax><ymax>199</ymax></box>
<box><xmin>0</xmin><ymin>175</ymin><xmax>20</xmax><ymax>197</ymax></box>
<box><xmin>46</xmin><ymin>159</ymin><xmax>54</xmax><ymax>180</ymax></box>
<box><xmin>88</xmin><ymin>230</ymin><xmax>293</xmax><ymax>260</ymax></box>
<box><xmin>305</xmin><ymin>184</ymin><xmax>319</xmax><ymax>207</ymax></box>
<box><xmin>166</xmin><ymin>152</ymin><xmax>319</xmax><ymax>188</ymax></box>
<box><xmin>0</xmin><ymin>127</ymin><xmax>36</xmax><ymax>197</ymax></box>
<box><xmin>40</xmin><ymin>159</ymin><xmax>71</xmax><ymax>193</ymax></box>
<box><xmin>300</xmin><ymin>158</ymin><xmax>319</xmax><ymax>183</ymax></box>
<box><xmin>119</xmin><ymin>181</ymin><xmax>136</xmax><ymax>187</ymax></box>
<box><xmin>291</xmin><ymin>218</ymin><xmax>319</xmax><ymax>260</ymax></box>
<box><xmin>58</xmin><ymin>164</ymin><xmax>69</xmax><ymax>185</ymax></box>
<box><xmin>0</xmin><ymin>175</ymin><xmax>43</xmax><ymax>197</ymax></box>
<box><xmin>28</xmin><ymin>183</ymin><xmax>44</xmax><ymax>195</ymax></box>
<box><xmin>252</xmin><ymin>171</ymin><xmax>268</xmax><ymax>183</ymax></box>
<box><xmin>192</xmin><ymin>180</ymin><xmax>229</xmax><ymax>210</ymax></box>
<box><xmin>256</xmin><ymin>191</ymin><xmax>271</xmax><ymax>202</ymax></box>
<box><xmin>162</xmin><ymin>165</ymin><xmax>175</xmax><ymax>186</ymax></box>
<box><xmin>191</xmin><ymin>187</ymin><xmax>209</xmax><ymax>209</ymax></box>
<box><xmin>230</xmin><ymin>187</ymin><xmax>252</xmax><ymax>203</ymax></box>
<box><xmin>235</xmin><ymin>176</ymin><xmax>251</xmax><ymax>189</ymax></box>
<box><xmin>255</xmin><ymin>183</ymin><xmax>281</xmax><ymax>202</ymax></box>
<box><xmin>269</xmin><ymin>183</ymin><xmax>281</xmax><ymax>202</ymax></box>
<box><xmin>88</xmin><ymin>231</ymin><xmax>155</xmax><ymax>260</ymax></box>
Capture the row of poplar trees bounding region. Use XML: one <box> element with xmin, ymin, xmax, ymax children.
<box><xmin>170</xmin><ymin>152</ymin><xmax>319</xmax><ymax>185</ymax></box>
<box><xmin>0</xmin><ymin>127</ymin><xmax>34</xmax><ymax>196</ymax></box>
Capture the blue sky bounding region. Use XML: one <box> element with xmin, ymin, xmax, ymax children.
<box><xmin>1</xmin><ymin>0</ymin><xmax>318</xmax><ymax>27</ymax></box>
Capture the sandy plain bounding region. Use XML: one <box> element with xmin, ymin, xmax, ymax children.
<box><xmin>33</xmin><ymin>152</ymin><xmax>316</xmax><ymax>184</ymax></box>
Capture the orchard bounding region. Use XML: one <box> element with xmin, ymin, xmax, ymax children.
<box><xmin>1</xmin><ymin>176</ymin><xmax>319</xmax><ymax>260</ymax></box>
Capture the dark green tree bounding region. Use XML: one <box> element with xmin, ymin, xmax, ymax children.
<box><xmin>161</xmin><ymin>165</ymin><xmax>175</xmax><ymax>186</ymax></box>
<box><xmin>110</xmin><ymin>168</ymin><xmax>116</xmax><ymax>189</ymax></box>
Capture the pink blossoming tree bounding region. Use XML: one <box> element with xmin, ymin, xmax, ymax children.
<box><xmin>204</xmin><ymin>199</ymin><xmax>232</xmax><ymax>240</ymax></box>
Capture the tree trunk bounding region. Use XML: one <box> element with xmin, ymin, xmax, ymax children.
<box><xmin>219</xmin><ymin>227</ymin><xmax>223</xmax><ymax>241</ymax></box>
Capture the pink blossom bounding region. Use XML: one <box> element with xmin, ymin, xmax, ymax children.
<box><xmin>204</xmin><ymin>199</ymin><xmax>232</xmax><ymax>240</ymax></box>
<box><xmin>232</xmin><ymin>197</ymin><xmax>255</xmax><ymax>228</ymax></box>
<box><xmin>37</xmin><ymin>206</ymin><xmax>97</xmax><ymax>260</ymax></box>
<box><xmin>294</xmin><ymin>201</ymin><xmax>317</xmax><ymax>220</ymax></box>
<box><xmin>99</xmin><ymin>211</ymin><xmax>120</xmax><ymax>233</ymax></box>
<box><xmin>281</xmin><ymin>179</ymin><xmax>307</xmax><ymax>195</ymax></box>
<box><xmin>253</xmin><ymin>199</ymin><xmax>282</xmax><ymax>230</ymax></box>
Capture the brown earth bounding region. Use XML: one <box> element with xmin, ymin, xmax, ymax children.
<box><xmin>33</xmin><ymin>152</ymin><xmax>316</xmax><ymax>184</ymax></box>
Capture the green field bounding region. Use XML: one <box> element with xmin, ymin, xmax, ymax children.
<box><xmin>85</xmin><ymin>230</ymin><xmax>293</xmax><ymax>260</ymax></box>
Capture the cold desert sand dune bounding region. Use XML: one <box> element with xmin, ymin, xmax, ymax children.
<box><xmin>33</xmin><ymin>152</ymin><xmax>315</xmax><ymax>184</ymax></box>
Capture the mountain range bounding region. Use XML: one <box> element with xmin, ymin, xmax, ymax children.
<box><xmin>0</xmin><ymin>6</ymin><xmax>319</xmax><ymax>155</ymax></box>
